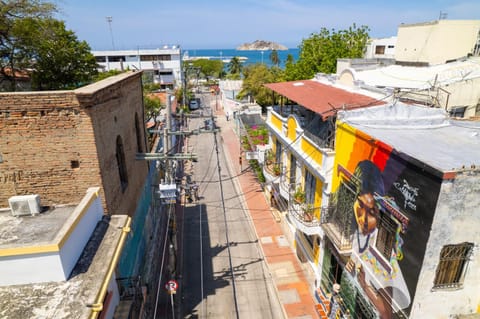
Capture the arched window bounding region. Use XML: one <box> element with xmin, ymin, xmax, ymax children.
<box><xmin>116</xmin><ymin>135</ymin><xmax>128</xmax><ymax>192</ymax></box>
<box><xmin>135</xmin><ymin>113</ymin><xmax>143</xmax><ymax>153</ymax></box>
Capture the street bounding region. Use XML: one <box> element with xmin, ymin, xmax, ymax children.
<box><xmin>178</xmin><ymin>92</ymin><xmax>285</xmax><ymax>319</ymax></box>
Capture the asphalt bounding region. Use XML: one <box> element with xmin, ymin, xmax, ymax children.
<box><xmin>213</xmin><ymin>103</ymin><xmax>321</xmax><ymax>319</ymax></box>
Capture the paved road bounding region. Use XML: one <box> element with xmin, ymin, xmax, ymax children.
<box><xmin>179</xmin><ymin>93</ymin><xmax>284</xmax><ymax>319</ymax></box>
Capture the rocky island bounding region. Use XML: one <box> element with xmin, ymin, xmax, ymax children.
<box><xmin>236</xmin><ymin>40</ymin><xmax>288</xmax><ymax>51</ymax></box>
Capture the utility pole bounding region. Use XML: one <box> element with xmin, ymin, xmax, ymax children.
<box><xmin>106</xmin><ymin>16</ymin><xmax>115</xmax><ymax>50</ymax></box>
<box><xmin>137</xmin><ymin>92</ymin><xmax>221</xmax><ymax>318</ymax></box>
<box><xmin>164</xmin><ymin>92</ymin><xmax>172</xmax><ymax>182</ymax></box>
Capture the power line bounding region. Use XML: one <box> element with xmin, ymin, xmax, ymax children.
<box><xmin>213</xmin><ymin>118</ymin><xmax>241</xmax><ymax>319</ymax></box>
<box><xmin>153</xmin><ymin>203</ymin><xmax>174</xmax><ymax>319</ymax></box>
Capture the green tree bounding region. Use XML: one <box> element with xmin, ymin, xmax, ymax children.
<box><xmin>0</xmin><ymin>0</ymin><xmax>57</xmax><ymax>91</ymax></box>
<box><xmin>0</xmin><ymin>1</ymin><xmax>98</xmax><ymax>91</ymax></box>
<box><xmin>190</xmin><ymin>59</ymin><xmax>224</xmax><ymax>81</ymax></box>
<box><xmin>286</xmin><ymin>23</ymin><xmax>370</xmax><ymax>80</ymax></box>
<box><xmin>237</xmin><ymin>63</ymin><xmax>283</xmax><ymax>109</ymax></box>
<box><xmin>144</xmin><ymin>94</ymin><xmax>163</xmax><ymax>121</ymax></box>
<box><xmin>29</xmin><ymin>18</ymin><xmax>98</xmax><ymax>90</ymax></box>
<box><xmin>269</xmin><ymin>49</ymin><xmax>280</xmax><ymax>66</ymax></box>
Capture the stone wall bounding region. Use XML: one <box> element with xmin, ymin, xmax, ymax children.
<box><xmin>411</xmin><ymin>170</ymin><xmax>480</xmax><ymax>318</ymax></box>
<box><xmin>0</xmin><ymin>71</ymin><xmax>148</xmax><ymax>215</ymax></box>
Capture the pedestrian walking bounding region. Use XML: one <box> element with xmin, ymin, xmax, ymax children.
<box><xmin>226</xmin><ymin>112</ymin><xmax>230</xmax><ymax>121</ymax></box>
<box><xmin>192</xmin><ymin>183</ymin><xmax>199</xmax><ymax>201</ymax></box>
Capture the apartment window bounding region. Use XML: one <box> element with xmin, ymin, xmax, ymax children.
<box><xmin>305</xmin><ymin>169</ymin><xmax>316</xmax><ymax>205</ymax></box>
<box><xmin>433</xmin><ymin>242</ymin><xmax>474</xmax><ymax>289</ymax></box>
<box><xmin>289</xmin><ymin>154</ymin><xmax>296</xmax><ymax>186</ymax></box>
<box><xmin>158</xmin><ymin>54</ymin><xmax>171</xmax><ymax>61</ymax></box>
<box><xmin>108</xmin><ymin>56</ymin><xmax>125</xmax><ymax>62</ymax></box>
<box><xmin>275</xmin><ymin>140</ymin><xmax>282</xmax><ymax>164</ymax></box>
<box><xmin>116</xmin><ymin>135</ymin><xmax>128</xmax><ymax>192</ymax></box>
<box><xmin>449</xmin><ymin>106</ymin><xmax>467</xmax><ymax>118</ymax></box>
<box><xmin>140</xmin><ymin>54</ymin><xmax>171</xmax><ymax>61</ymax></box>
<box><xmin>375</xmin><ymin>45</ymin><xmax>386</xmax><ymax>54</ymax></box>
<box><xmin>375</xmin><ymin>211</ymin><xmax>398</xmax><ymax>260</ymax></box>
<box><xmin>135</xmin><ymin>113</ymin><xmax>143</xmax><ymax>153</ymax></box>
<box><xmin>140</xmin><ymin>55</ymin><xmax>156</xmax><ymax>61</ymax></box>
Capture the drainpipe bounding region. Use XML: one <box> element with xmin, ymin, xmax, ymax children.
<box><xmin>88</xmin><ymin>216</ymin><xmax>132</xmax><ymax>319</ymax></box>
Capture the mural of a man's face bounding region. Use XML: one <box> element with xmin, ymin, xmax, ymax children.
<box><xmin>354</xmin><ymin>193</ymin><xmax>378</xmax><ymax>235</ymax></box>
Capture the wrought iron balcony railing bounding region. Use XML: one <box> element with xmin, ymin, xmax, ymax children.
<box><xmin>320</xmin><ymin>204</ymin><xmax>354</xmax><ymax>253</ymax></box>
<box><xmin>264</xmin><ymin>161</ymin><xmax>282</xmax><ymax>177</ymax></box>
<box><xmin>288</xmin><ymin>201</ymin><xmax>322</xmax><ymax>236</ymax></box>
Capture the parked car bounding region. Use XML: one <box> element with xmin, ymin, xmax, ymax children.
<box><xmin>189</xmin><ymin>99</ymin><xmax>200</xmax><ymax>110</ymax></box>
<box><xmin>204</xmin><ymin>119</ymin><xmax>215</xmax><ymax>130</ymax></box>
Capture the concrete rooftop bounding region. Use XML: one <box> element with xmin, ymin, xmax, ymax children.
<box><xmin>0</xmin><ymin>205</ymin><xmax>73</xmax><ymax>249</ymax></box>
<box><xmin>0</xmin><ymin>214</ymin><xmax>128</xmax><ymax>319</ymax></box>
<box><xmin>339</xmin><ymin>102</ymin><xmax>480</xmax><ymax>173</ymax></box>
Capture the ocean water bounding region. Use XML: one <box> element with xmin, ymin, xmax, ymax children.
<box><xmin>184</xmin><ymin>48</ymin><xmax>300</xmax><ymax>68</ymax></box>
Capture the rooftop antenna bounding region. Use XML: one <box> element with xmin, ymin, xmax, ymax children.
<box><xmin>106</xmin><ymin>16</ymin><xmax>115</xmax><ymax>50</ymax></box>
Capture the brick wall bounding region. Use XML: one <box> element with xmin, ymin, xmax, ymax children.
<box><xmin>0</xmin><ymin>71</ymin><xmax>148</xmax><ymax>215</ymax></box>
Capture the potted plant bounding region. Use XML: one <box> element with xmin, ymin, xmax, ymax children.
<box><xmin>293</xmin><ymin>187</ymin><xmax>305</xmax><ymax>203</ymax></box>
<box><xmin>273</xmin><ymin>164</ymin><xmax>281</xmax><ymax>176</ymax></box>
<box><xmin>303</xmin><ymin>203</ymin><xmax>314</xmax><ymax>222</ymax></box>
<box><xmin>265</xmin><ymin>149</ymin><xmax>274</xmax><ymax>165</ymax></box>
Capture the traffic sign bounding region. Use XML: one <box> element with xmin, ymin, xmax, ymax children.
<box><xmin>165</xmin><ymin>279</ymin><xmax>178</xmax><ymax>293</ymax></box>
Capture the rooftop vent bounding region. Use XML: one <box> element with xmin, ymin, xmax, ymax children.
<box><xmin>8</xmin><ymin>195</ymin><xmax>41</xmax><ymax>217</ymax></box>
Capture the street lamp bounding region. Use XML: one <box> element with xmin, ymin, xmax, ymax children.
<box><xmin>106</xmin><ymin>16</ymin><xmax>115</xmax><ymax>50</ymax></box>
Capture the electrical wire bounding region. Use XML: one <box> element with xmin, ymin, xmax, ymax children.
<box><xmin>199</xmin><ymin>200</ymin><xmax>205</xmax><ymax>318</ymax></box>
<box><xmin>153</xmin><ymin>202</ymin><xmax>174</xmax><ymax>319</ymax></box>
<box><xmin>213</xmin><ymin>119</ymin><xmax>241</xmax><ymax>319</ymax></box>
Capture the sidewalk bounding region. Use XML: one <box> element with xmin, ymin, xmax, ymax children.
<box><xmin>215</xmin><ymin>107</ymin><xmax>320</xmax><ymax>319</ymax></box>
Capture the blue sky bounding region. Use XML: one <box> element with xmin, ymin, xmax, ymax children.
<box><xmin>59</xmin><ymin>0</ymin><xmax>480</xmax><ymax>50</ymax></box>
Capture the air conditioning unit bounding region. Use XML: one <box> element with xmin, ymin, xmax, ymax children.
<box><xmin>8</xmin><ymin>195</ymin><xmax>41</xmax><ymax>217</ymax></box>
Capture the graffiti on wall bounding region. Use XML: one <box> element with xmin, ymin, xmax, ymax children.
<box><xmin>331</xmin><ymin>123</ymin><xmax>442</xmax><ymax>318</ymax></box>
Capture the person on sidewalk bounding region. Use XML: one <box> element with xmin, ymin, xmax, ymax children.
<box><xmin>226</xmin><ymin>112</ymin><xmax>230</xmax><ymax>121</ymax></box>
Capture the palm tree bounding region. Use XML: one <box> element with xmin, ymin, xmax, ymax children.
<box><xmin>269</xmin><ymin>49</ymin><xmax>280</xmax><ymax>66</ymax></box>
<box><xmin>227</xmin><ymin>56</ymin><xmax>242</xmax><ymax>75</ymax></box>
<box><xmin>285</xmin><ymin>53</ymin><xmax>294</xmax><ymax>65</ymax></box>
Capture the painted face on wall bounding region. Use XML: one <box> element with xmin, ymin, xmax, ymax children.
<box><xmin>354</xmin><ymin>193</ymin><xmax>379</xmax><ymax>235</ymax></box>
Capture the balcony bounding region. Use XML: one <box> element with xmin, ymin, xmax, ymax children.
<box><xmin>289</xmin><ymin>201</ymin><xmax>322</xmax><ymax>236</ymax></box>
<box><xmin>270</xmin><ymin>105</ymin><xmax>335</xmax><ymax>149</ymax></box>
<box><xmin>320</xmin><ymin>204</ymin><xmax>354</xmax><ymax>253</ymax></box>
<box><xmin>263</xmin><ymin>161</ymin><xmax>283</xmax><ymax>184</ymax></box>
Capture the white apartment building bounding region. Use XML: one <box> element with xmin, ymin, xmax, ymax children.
<box><xmin>396</xmin><ymin>19</ymin><xmax>480</xmax><ymax>65</ymax></box>
<box><xmin>92</xmin><ymin>45</ymin><xmax>183</xmax><ymax>89</ymax></box>
<box><xmin>364</xmin><ymin>36</ymin><xmax>397</xmax><ymax>59</ymax></box>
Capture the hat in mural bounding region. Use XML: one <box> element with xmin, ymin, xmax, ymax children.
<box><xmin>352</xmin><ymin>160</ymin><xmax>384</xmax><ymax>235</ymax></box>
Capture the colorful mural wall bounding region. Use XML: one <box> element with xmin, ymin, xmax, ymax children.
<box><xmin>330</xmin><ymin>122</ymin><xmax>443</xmax><ymax>318</ymax></box>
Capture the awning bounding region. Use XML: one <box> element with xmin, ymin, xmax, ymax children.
<box><xmin>264</xmin><ymin>80</ymin><xmax>385</xmax><ymax>120</ymax></box>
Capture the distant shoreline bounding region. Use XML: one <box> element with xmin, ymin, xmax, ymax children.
<box><xmin>183</xmin><ymin>48</ymin><xmax>300</xmax><ymax>67</ymax></box>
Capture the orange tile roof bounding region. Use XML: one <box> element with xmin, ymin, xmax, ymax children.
<box><xmin>264</xmin><ymin>80</ymin><xmax>385</xmax><ymax>119</ymax></box>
